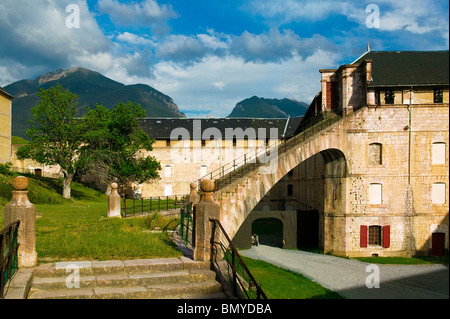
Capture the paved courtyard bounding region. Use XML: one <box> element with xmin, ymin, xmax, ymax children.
<box><xmin>240</xmin><ymin>245</ymin><xmax>449</xmax><ymax>299</ymax></box>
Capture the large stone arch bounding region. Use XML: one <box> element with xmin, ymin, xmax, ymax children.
<box><xmin>215</xmin><ymin>118</ymin><xmax>349</xmax><ymax>254</ymax></box>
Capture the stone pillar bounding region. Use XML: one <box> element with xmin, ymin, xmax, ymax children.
<box><xmin>4</xmin><ymin>176</ymin><xmax>37</xmax><ymax>268</ymax></box>
<box><xmin>188</xmin><ymin>182</ymin><xmax>200</xmax><ymax>205</ymax></box>
<box><xmin>107</xmin><ymin>182</ymin><xmax>122</xmax><ymax>218</ymax></box>
<box><xmin>193</xmin><ymin>179</ymin><xmax>220</xmax><ymax>261</ymax></box>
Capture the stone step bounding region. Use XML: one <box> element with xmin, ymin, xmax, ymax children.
<box><xmin>28</xmin><ymin>256</ymin><xmax>227</xmax><ymax>299</ymax></box>
<box><xmin>33</xmin><ymin>256</ymin><xmax>210</xmax><ymax>278</ymax></box>
<box><xmin>28</xmin><ymin>281</ymin><xmax>224</xmax><ymax>299</ymax></box>
<box><xmin>31</xmin><ymin>269</ymin><xmax>216</xmax><ymax>290</ymax></box>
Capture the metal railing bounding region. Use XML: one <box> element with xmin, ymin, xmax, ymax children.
<box><xmin>195</xmin><ymin>113</ymin><xmax>342</xmax><ymax>191</ymax></box>
<box><xmin>179</xmin><ymin>202</ymin><xmax>194</xmax><ymax>246</ymax></box>
<box><xmin>121</xmin><ymin>195</ymin><xmax>188</xmax><ymax>217</ymax></box>
<box><xmin>0</xmin><ymin>220</ymin><xmax>20</xmax><ymax>299</ymax></box>
<box><xmin>210</xmin><ymin>218</ymin><xmax>267</xmax><ymax>299</ymax></box>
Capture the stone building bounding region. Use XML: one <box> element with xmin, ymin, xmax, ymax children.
<box><xmin>234</xmin><ymin>50</ymin><xmax>448</xmax><ymax>257</ymax></box>
<box><xmin>137</xmin><ymin>117</ymin><xmax>303</xmax><ymax>197</ymax></box>
<box><xmin>0</xmin><ymin>87</ymin><xmax>13</xmax><ymax>163</ymax></box>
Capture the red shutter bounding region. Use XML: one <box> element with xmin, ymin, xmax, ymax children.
<box><xmin>360</xmin><ymin>225</ymin><xmax>368</xmax><ymax>247</ymax></box>
<box><xmin>326</xmin><ymin>82</ymin><xmax>338</xmax><ymax>110</ymax></box>
<box><xmin>382</xmin><ymin>226</ymin><xmax>390</xmax><ymax>248</ymax></box>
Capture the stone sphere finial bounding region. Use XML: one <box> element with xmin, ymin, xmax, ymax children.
<box><xmin>190</xmin><ymin>182</ymin><xmax>197</xmax><ymax>190</ymax></box>
<box><xmin>111</xmin><ymin>182</ymin><xmax>118</xmax><ymax>189</ymax></box>
<box><xmin>13</xmin><ymin>176</ymin><xmax>29</xmax><ymax>191</ymax></box>
<box><xmin>200</xmin><ymin>179</ymin><xmax>215</xmax><ymax>193</ymax></box>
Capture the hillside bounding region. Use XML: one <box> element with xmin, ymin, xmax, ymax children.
<box><xmin>228</xmin><ymin>96</ymin><xmax>309</xmax><ymax>118</ymax></box>
<box><xmin>4</xmin><ymin>67</ymin><xmax>185</xmax><ymax>139</ymax></box>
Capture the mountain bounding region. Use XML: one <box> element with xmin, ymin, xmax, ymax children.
<box><xmin>227</xmin><ymin>96</ymin><xmax>309</xmax><ymax>118</ymax></box>
<box><xmin>4</xmin><ymin>67</ymin><xmax>185</xmax><ymax>139</ymax></box>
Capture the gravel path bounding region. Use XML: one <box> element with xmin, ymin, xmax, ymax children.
<box><xmin>240</xmin><ymin>245</ymin><xmax>449</xmax><ymax>299</ymax></box>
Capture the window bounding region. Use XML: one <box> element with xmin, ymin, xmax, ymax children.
<box><xmin>200</xmin><ymin>165</ymin><xmax>207</xmax><ymax>177</ymax></box>
<box><xmin>164</xmin><ymin>165</ymin><xmax>172</xmax><ymax>178</ymax></box>
<box><xmin>385</xmin><ymin>89</ymin><xmax>395</xmax><ymax>104</ymax></box>
<box><xmin>164</xmin><ymin>185</ymin><xmax>173</xmax><ymax>196</ymax></box>
<box><xmin>369</xmin><ymin>143</ymin><xmax>382</xmax><ymax>165</ymax></box>
<box><xmin>360</xmin><ymin>225</ymin><xmax>390</xmax><ymax>248</ymax></box>
<box><xmin>287</xmin><ymin>184</ymin><xmax>293</xmax><ymax>196</ymax></box>
<box><xmin>201</xmin><ymin>140</ymin><xmax>206</xmax><ymax>147</ymax></box>
<box><xmin>369</xmin><ymin>226</ymin><xmax>382</xmax><ymax>246</ymax></box>
<box><xmin>432</xmin><ymin>142</ymin><xmax>446</xmax><ymax>165</ymax></box>
<box><xmin>368</xmin><ymin>183</ymin><xmax>382</xmax><ymax>205</ymax></box>
<box><xmin>434</xmin><ymin>88</ymin><xmax>444</xmax><ymax>103</ymax></box>
<box><xmin>166</xmin><ymin>139</ymin><xmax>171</xmax><ymax>147</ymax></box>
<box><xmin>432</xmin><ymin>183</ymin><xmax>446</xmax><ymax>204</ymax></box>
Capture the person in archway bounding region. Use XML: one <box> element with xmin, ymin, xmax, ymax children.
<box><xmin>251</xmin><ymin>234</ymin><xmax>259</xmax><ymax>246</ymax></box>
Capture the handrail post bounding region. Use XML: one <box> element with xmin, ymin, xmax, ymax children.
<box><xmin>192</xmin><ymin>179</ymin><xmax>220</xmax><ymax>261</ymax></box>
<box><xmin>108</xmin><ymin>182</ymin><xmax>122</xmax><ymax>218</ymax></box>
<box><xmin>3</xmin><ymin>176</ymin><xmax>37</xmax><ymax>267</ymax></box>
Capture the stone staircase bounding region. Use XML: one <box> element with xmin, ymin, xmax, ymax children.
<box><xmin>27</xmin><ymin>256</ymin><xmax>227</xmax><ymax>299</ymax></box>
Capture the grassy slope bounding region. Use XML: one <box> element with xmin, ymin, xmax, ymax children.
<box><xmin>0</xmin><ymin>172</ymin><xmax>182</xmax><ymax>263</ymax></box>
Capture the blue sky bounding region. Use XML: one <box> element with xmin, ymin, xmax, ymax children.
<box><xmin>0</xmin><ymin>0</ymin><xmax>448</xmax><ymax>117</ymax></box>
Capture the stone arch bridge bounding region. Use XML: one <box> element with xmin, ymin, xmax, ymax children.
<box><xmin>197</xmin><ymin>102</ymin><xmax>449</xmax><ymax>258</ymax></box>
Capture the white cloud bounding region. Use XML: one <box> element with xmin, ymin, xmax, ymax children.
<box><xmin>97</xmin><ymin>0</ymin><xmax>177</xmax><ymax>31</ymax></box>
<box><xmin>116</xmin><ymin>32</ymin><xmax>156</xmax><ymax>46</ymax></box>
<box><xmin>247</xmin><ymin>0</ymin><xmax>449</xmax><ymax>41</ymax></box>
<box><xmin>0</xmin><ymin>0</ymin><xmax>110</xmax><ymax>83</ymax></box>
<box><xmin>245</xmin><ymin>0</ymin><xmax>351</xmax><ymax>23</ymax></box>
<box><xmin>154</xmin><ymin>28</ymin><xmax>336</xmax><ymax>63</ymax></box>
<box><xmin>149</xmin><ymin>50</ymin><xmax>340</xmax><ymax>117</ymax></box>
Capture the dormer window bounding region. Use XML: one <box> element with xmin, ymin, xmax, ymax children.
<box><xmin>434</xmin><ymin>88</ymin><xmax>443</xmax><ymax>103</ymax></box>
<box><xmin>385</xmin><ymin>89</ymin><xmax>395</xmax><ymax>104</ymax></box>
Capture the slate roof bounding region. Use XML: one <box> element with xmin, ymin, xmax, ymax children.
<box><xmin>353</xmin><ymin>50</ymin><xmax>449</xmax><ymax>87</ymax></box>
<box><xmin>0</xmin><ymin>86</ymin><xmax>13</xmax><ymax>100</ymax></box>
<box><xmin>139</xmin><ymin>117</ymin><xmax>304</xmax><ymax>140</ymax></box>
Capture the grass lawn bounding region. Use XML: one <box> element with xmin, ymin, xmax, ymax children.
<box><xmin>0</xmin><ymin>172</ymin><xmax>183</xmax><ymax>263</ymax></box>
<box><xmin>240</xmin><ymin>256</ymin><xmax>343</xmax><ymax>299</ymax></box>
<box><xmin>354</xmin><ymin>255</ymin><xmax>449</xmax><ymax>265</ymax></box>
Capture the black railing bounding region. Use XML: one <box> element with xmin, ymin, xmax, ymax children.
<box><xmin>195</xmin><ymin>113</ymin><xmax>341</xmax><ymax>191</ymax></box>
<box><xmin>210</xmin><ymin>218</ymin><xmax>267</xmax><ymax>299</ymax></box>
<box><xmin>179</xmin><ymin>202</ymin><xmax>194</xmax><ymax>247</ymax></box>
<box><xmin>0</xmin><ymin>220</ymin><xmax>20</xmax><ymax>299</ymax></box>
<box><xmin>121</xmin><ymin>195</ymin><xmax>188</xmax><ymax>217</ymax></box>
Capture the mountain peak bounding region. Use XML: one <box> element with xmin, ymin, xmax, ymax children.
<box><xmin>5</xmin><ymin>67</ymin><xmax>185</xmax><ymax>138</ymax></box>
<box><xmin>228</xmin><ymin>96</ymin><xmax>308</xmax><ymax>118</ymax></box>
<box><xmin>36</xmin><ymin>67</ymin><xmax>102</xmax><ymax>85</ymax></box>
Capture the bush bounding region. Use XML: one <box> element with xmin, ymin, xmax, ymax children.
<box><xmin>0</xmin><ymin>162</ymin><xmax>13</xmax><ymax>175</ymax></box>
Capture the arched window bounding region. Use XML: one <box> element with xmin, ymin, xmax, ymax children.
<box><xmin>164</xmin><ymin>165</ymin><xmax>172</xmax><ymax>178</ymax></box>
<box><xmin>368</xmin><ymin>183</ymin><xmax>382</xmax><ymax>205</ymax></box>
<box><xmin>369</xmin><ymin>226</ymin><xmax>382</xmax><ymax>246</ymax></box>
<box><xmin>287</xmin><ymin>184</ymin><xmax>293</xmax><ymax>196</ymax></box>
<box><xmin>432</xmin><ymin>142</ymin><xmax>446</xmax><ymax>165</ymax></box>
<box><xmin>432</xmin><ymin>183</ymin><xmax>446</xmax><ymax>204</ymax></box>
<box><xmin>369</xmin><ymin>143</ymin><xmax>382</xmax><ymax>165</ymax></box>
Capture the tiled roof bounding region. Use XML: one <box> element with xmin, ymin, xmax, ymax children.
<box><xmin>139</xmin><ymin>117</ymin><xmax>304</xmax><ymax>140</ymax></box>
<box><xmin>354</xmin><ymin>50</ymin><xmax>449</xmax><ymax>87</ymax></box>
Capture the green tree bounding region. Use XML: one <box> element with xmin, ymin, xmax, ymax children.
<box><xmin>17</xmin><ymin>85</ymin><xmax>91</xmax><ymax>199</ymax></box>
<box><xmin>84</xmin><ymin>102</ymin><xmax>161</xmax><ymax>194</ymax></box>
